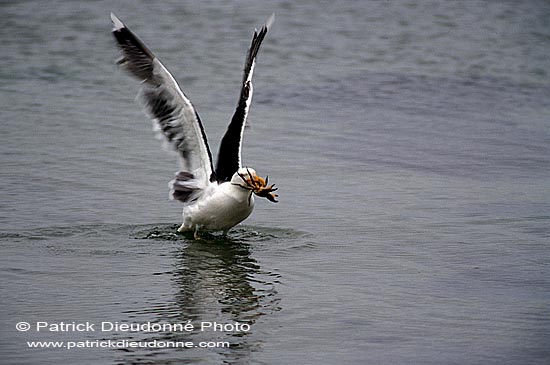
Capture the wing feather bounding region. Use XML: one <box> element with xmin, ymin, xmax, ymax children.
<box><xmin>215</xmin><ymin>14</ymin><xmax>274</xmax><ymax>182</ymax></box>
<box><xmin>111</xmin><ymin>13</ymin><xmax>215</xmax><ymax>199</ymax></box>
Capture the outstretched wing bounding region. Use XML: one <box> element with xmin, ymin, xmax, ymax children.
<box><xmin>111</xmin><ymin>13</ymin><xmax>215</xmax><ymax>203</ymax></box>
<box><xmin>215</xmin><ymin>14</ymin><xmax>274</xmax><ymax>182</ymax></box>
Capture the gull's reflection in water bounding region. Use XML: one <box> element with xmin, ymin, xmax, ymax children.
<box><xmin>174</xmin><ymin>234</ymin><xmax>274</xmax><ymax>321</ymax></box>
<box><xmin>118</xmin><ymin>226</ymin><xmax>280</xmax><ymax>364</ymax></box>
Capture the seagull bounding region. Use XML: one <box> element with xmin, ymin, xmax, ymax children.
<box><xmin>111</xmin><ymin>13</ymin><xmax>278</xmax><ymax>238</ymax></box>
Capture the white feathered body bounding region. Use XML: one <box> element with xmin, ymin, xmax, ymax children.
<box><xmin>179</xmin><ymin>183</ymin><xmax>254</xmax><ymax>233</ymax></box>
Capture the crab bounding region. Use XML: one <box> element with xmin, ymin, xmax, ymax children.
<box><xmin>232</xmin><ymin>168</ymin><xmax>279</xmax><ymax>205</ymax></box>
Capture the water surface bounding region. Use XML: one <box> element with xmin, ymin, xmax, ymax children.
<box><xmin>1</xmin><ymin>1</ymin><xmax>550</xmax><ymax>364</ymax></box>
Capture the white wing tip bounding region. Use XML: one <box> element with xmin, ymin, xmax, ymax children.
<box><xmin>265</xmin><ymin>13</ymin><xmax>275</xmax><ymax>30</ymax></box>
<box><xmin>110</xmin><ymin>12</ymin><xmax>125</xmax><ymax>31</ymax></box>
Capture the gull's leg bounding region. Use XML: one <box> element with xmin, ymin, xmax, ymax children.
<box><xmin>193</xmin><ymin>227</ymin><xmax>201</xmax><ymax>240</ymax></box>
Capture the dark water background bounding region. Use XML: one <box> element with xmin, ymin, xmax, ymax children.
<box><xmin>1</xmin><ymin>0</ymin><xmax>550</xmax><ymax>364</ymax></box>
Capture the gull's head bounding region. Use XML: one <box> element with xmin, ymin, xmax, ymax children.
<box><xmin>231</xmin><ymin>167</ymin><xmax>278</xmax><ymax>203</ymax></box>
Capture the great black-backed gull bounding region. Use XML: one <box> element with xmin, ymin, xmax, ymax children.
<box><xmin>111</xmin><ymin>13</ymin><xmax>278</xmax><ymax>238</ymax></box>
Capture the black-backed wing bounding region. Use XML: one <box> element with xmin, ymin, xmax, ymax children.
<box><xmin>215</xmin><ymin>14</ymin><xmax>274</xmax><ymax>182</ymax></box>
<box><xmin>111</xmin><ymin>13</ymin><xmax>215</xmax><ymax>203</ymax></box>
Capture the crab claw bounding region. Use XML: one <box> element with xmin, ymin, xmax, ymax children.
<box><xmin>253</xmin><ymin>182</ymin><xmax>279</xmax><ymax>203</ymax></box>
<box><xmin>255</xmin><ymin>188</ymin><xmax>278</xmax><ymax>202</ymax></box>
<box><xmin>265</xmin><ymin>192</ymin><xmax>279</xmax><ymax>203</ymax></box>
